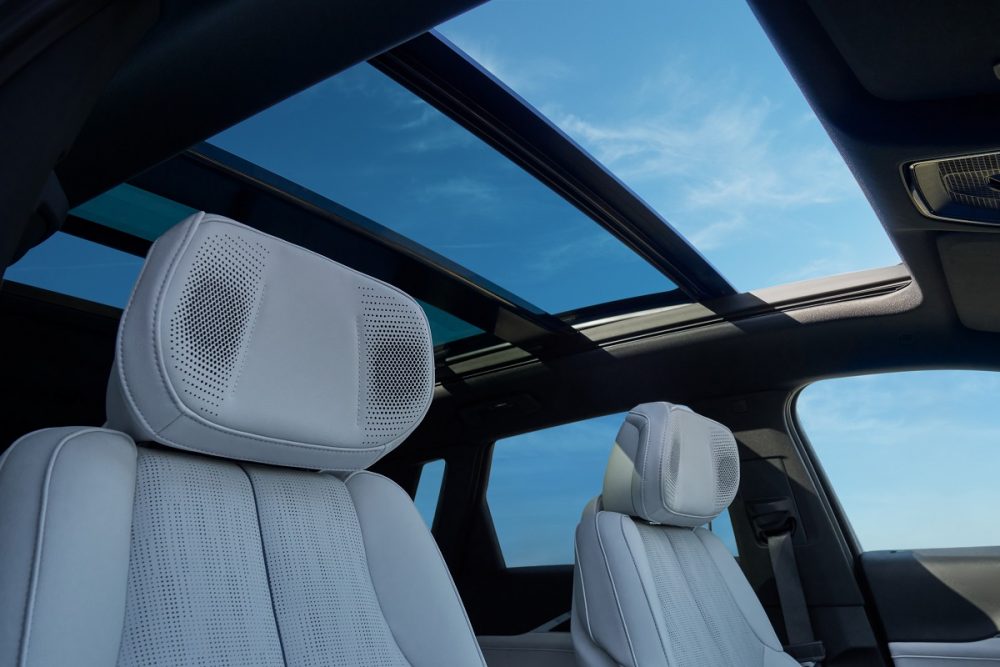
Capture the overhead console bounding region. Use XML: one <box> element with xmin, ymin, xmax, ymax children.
<box><xmin>908</xmin><ymin>151</ymin><xmax>1000</xmax><ymax>225</ymax></box>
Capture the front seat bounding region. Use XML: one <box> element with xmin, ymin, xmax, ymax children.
<box><xmin>0</xmin><ymin>213</ymin><xmax>487</xmax><ymax>667</ymax></box>
<box><xmin>572</xmin><ymin>402</ymin><xmax>800</xmax><ymax>667</ymax></box>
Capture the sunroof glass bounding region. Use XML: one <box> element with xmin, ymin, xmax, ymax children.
<box><xmin>208</xmin><ymin>63</ymin><xmax>675</xmax><ymax>314</ymax></box>
<box><xmin>69</xmin><ymin>184</ymin><xmax>484</xmax><ymax>346</ymax></box>
<box><xmin>440</xmin><ymin>0</ymin><xmax>900</xmax><ymax>292</ymax></box>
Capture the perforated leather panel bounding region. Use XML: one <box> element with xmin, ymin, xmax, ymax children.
<box><xmin>118</xmin><ymin>449</ymin><xmax>413</xmax><ymax>667</ymax></box>
<box><xmin>244</xmin><ymin>466</ymin><xmax>410</xmax><ymax>667</ymax></box>
<box><xmin>634</xmin><ymin>523</ymin><xmax>763</xmax><ymax>667</ymax></box>
<box><xmin>118</xmin><ymin>450</ymin><xmax>284</xmax><ymax>667</ymax></box>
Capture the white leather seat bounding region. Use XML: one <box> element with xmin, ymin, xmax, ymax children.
<box><xmin>0</xmin><ymin>213</ymin><xmax>486</xmax><ymax>666</ymax></box>
<box><xmin>572</xmin><ymin>402</ymin><xmax>799</xmax><ymax>667</ymax></box>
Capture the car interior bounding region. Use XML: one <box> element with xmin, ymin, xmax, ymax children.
<box><xmin>3</xmin><ymin>1</ymin><xmax>1000</xmax><ymax>666</ymax></box>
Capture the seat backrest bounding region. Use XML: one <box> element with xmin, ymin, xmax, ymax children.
<box><xmin>0</xmin><ymin>213</ymin><xmax>486</xmax><ymax>667</ymax></box>
<box><xmin>572</xmin><ymin>402</ymin><xmax>799</xmax><ymax>667</ymax></box>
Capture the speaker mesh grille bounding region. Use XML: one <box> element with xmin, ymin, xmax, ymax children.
<box><xmin>357</xmin><ymin>284</ymin><xmax>432</xmax><ymax>446</ymax></box>
<box><xmin>709</xmin><ymin>426</ymin><xmax>739</xmax><ymax>514</ymax></box>
<box><xmin>168</xmin><ymin>233</ymin><xmax>269</xmax><ymax>416</ymax></box>
<box><xmin>939</xmin><ymin>153</ymin><xmax>1000</xmax><ymax>210</ymax></box>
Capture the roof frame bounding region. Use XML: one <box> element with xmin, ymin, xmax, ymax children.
<box><xmin>371</xmin><ymin>31</ymin><xmax>736</xmax><ymax>301</ymax></box>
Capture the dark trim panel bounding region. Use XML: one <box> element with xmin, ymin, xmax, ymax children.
<box><xmin>371</xmin><ymin>31</ymin><xmax>736</xmax><ymax>301</ymax></box>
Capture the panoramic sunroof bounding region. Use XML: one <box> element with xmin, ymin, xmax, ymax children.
<box><xmin>440</xmin><ymin>0</ymin><xmax>900</xmax><ymax>291</ymax></box>
<box><xmin>208</xmin><ymin>63</ymin><xmax>675</xmax><ymax>314</ymax></box>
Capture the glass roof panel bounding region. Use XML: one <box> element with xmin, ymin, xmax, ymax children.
<box><xmin>440</xmin><ymin>0</ymin><xmax>900</xmax><ymax>292</ymax></box>
<box><xmin>72</xmin><ymin>183</ymin><xmax>198</xmax><ymax>240</ymax></box>
<box><xmin>208</xmin><ymin>63</ymin><xmax>676</xmax><ymax>313</ymax></box>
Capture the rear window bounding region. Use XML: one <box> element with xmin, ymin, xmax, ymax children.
<box><xmin>488</xmin><ymin>413</ymin><xmax>739</xmax><ymax>567</ymax></box>
<box><xmin>489</xmin><ymin>414</ymin><xmax>622</xmax><ymax>567</ymax></box>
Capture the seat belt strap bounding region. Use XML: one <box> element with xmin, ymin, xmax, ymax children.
<box><xmin>768</xmin><ymin>531</ymin><xmax>813</xmax><ymax>643</ymax></box>
<box><xmin>750</xmin><ymin>499</ymin><xmax>826</xmax><ymax>666</ymax></box>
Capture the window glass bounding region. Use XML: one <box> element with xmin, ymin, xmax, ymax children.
<box><xmin>5</xmin><ymin>232</ymin><xmax>142</xmax><ymax>307</ymax></box>
<box><xmin>209</xmin><ymin>62</ymin><xmax>675</xmax><ymax>314</ymax></box>
<box><xmin>488</xmin><ymin>414</ymin><xmax>622</xmax><ymax>566</ymax></box>
<box><xmin>440</xmin><ymin>0</ymin><xmax>900</xmax><ymax>291</ymax></box>
<box><xmin>73</xmin><ymin>183</ymin><xmax>198</xmax><ymax>240</ymax></box>
<box><xmin>710</xmin><ymin>508</ymin><xmax>738</xmax><ymax>557</ymax></box>
<box><xmin>414</xmin><ymin>459</ymin><xmax>446</xmax><ymax>529</ymax></box>
<box><xmin>797</xmin><ymin>371</ymin><xmax>1000</xmax><ymax>550</ymax></box>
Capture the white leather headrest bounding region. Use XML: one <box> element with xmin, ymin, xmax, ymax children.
<box><xmin>106</xmin><ymin>212</ymin><xmax>434</xmax><ymax>470</ymax></box>
<box><xmin>601</xmin><ymin>402</ymin><xmax>739</xmax><ymax>526</ymax></box>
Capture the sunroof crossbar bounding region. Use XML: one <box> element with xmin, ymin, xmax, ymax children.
<box><xmin>371</xmin><ymin>31</ymin><xmax>736</xmax><ymax>301</ymax></box>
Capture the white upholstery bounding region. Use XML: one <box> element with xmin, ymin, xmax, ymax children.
<box><xmin>573</xmin><ymin>403</ymin><xmax>799</xmax><ymax>667</ymax></box>
<box><xmin>107</xmin><ymin>212</ymin><xmax>434</xmax><ymax>471</ymax></box>
<box><xmin>0</xmin><ymin>215</ymin><xmax>486</xmax><ymax>666</ymax></box>
<box><xmin>602</xmin><ymin>402</ymin><xmax>739</xmax><ymax>527</ymax></box>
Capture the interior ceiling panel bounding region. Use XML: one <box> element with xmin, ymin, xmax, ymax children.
<box><xmin>807</xmin><ymin>0</ymin><xmax>1000</xmax><ymax>102</ymax></box>
<box><xmin>938</xmin><ymin>233</ymin><xmax>1000</xmax><ymax>333</ymax></box>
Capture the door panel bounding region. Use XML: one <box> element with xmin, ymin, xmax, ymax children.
<box><xmin>889</xmin><ymin>637</ymin><xmax>1000</xmax><ymax>666</ymax></box>
<box><xmin>862</xmin><ymin>548</ymin><xmax>1000</xmax><ymax>664</ymax></box>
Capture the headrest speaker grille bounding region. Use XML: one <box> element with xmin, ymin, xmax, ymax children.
<box><xmin>357</xmin><ymin>285</ymin><xmax>432</xmax><ymax>446</ymax></box>
<box><xmin>167</xmin><ymin>233</ymin><xmax>269</xmax><ymax>416</ymax></box>
<box><xmin>710</xmin><ymin>425</ymin><xmax>740</xmax><ymax>514</ymax></box>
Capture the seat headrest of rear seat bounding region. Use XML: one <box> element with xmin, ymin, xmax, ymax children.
<box><xmin>106</xmin><ymin>212</ymin><xmax>434</xmax><ymax>470</ymax></box>
<box><xmin>601</xmin><ymin>402</ymin><xmax>740</xmax><ymax>527</ymax></box>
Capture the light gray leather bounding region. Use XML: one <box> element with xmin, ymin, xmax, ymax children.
<box><xmin>602</xmin><ymin>402</ymin><xmax>739</xmax><ymax>527</ymax></box>
<box><xmin>106</xmin><ymin>212</ymin><xmax>434</xmax><ymax>471</ymax></box>
<box><xmin>890</xmin><ymin>638</ymin><xmax>1000</xmax><ymax>666</ymax></box>
<box><xmin>0</xmin><ymin>428</ymin><xmax>136</xmax><ymax>667</ymax></box>
<box><xmin>113</xmin><ymin>449</ymin><xmax>487</xmax><ymax>667</ymax></box>
<box><xmin>2</xmin><ymin>214</ymin><xmax>486</xmax><ymax>666</ymax></box>
<box><xmin>347</xmin><ymin>470</ymin><xmax>488</xmax><ymax>666</ymax></box>
<box><xmin>574</xmin><ymin>404</ymin><xmax>797</xmax><ymax>667</ymax></box>
<box><xmin>478</xmin><ymin>633</ymin><xmax>578</xmax><ymax>667</ymax></box>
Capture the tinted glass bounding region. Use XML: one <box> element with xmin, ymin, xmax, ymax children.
<box><xmin>488</xmin><ymin>414</ymin><xmax>622</xmax><ymax>566</ymax></box>
<box><xmin>414</xmin><ymin>459</ymin><xmax>446</xmax><ymax>529</ymax></box>
<box><xmin>210</xmin><ymin>63</ymin><xmax>674</xmax><ymax>313</ymax></box>
<box><xmin>6</xmin><ymin>232</ymin><xmax>142</xmax><ymax>307</ymax></box>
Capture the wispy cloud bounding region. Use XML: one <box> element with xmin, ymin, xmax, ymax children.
<box><xmin>417</xmin><ymin>176</ymin><xmax>498</xmax><ymax>204</ymax></box>
<box><xmin>555</xmin><ymin>96</ymin><xmax>858</xmax><ymax>217</ymax></box>
<box><xmin>447</xmin><ymin>34</ymin><xmax>573</xmax><ymax>94</ymax></box>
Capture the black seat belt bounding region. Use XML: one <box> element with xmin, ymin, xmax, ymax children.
<box><xmin>749</xmin><ymin>499</ymin><xmax>826</xmax><ymax>666</ymax></box>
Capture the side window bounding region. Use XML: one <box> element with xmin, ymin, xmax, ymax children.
<box><xmin>488</xmin><ymin>414</ymin><xmax>744</xmax><ymax>567</ymax></box>
<box><xmin>488</xmin><ymin>414</ymin><xmax>623</xmax><ymax>567</ymax></box>
<box><xmin>709</xmin><ymin>509</ymin><xmax>738</xmax><ymax>557</ymax></box>
<box><xmin>414</xmin><ymin>459</ymin><xmax>446</xmax><ymax>529</ymax></box>
<box><xmin>5</xmin><ymin>232</ymin><xmax>142</xmax><ymax>307</ymax></box>
<box><xmin>797</xmin><ymin>370</ymin><xmax>1000</xmax><ymax>550</ymax></box>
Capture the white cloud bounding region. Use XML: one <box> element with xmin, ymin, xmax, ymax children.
<box><xmin>417</xmin><ymin>176</ymin><xmax>498</xmax><ymax>204</ymax></box>
<box><xmin>445</xmin><ymin>34</ymin><xmax>573</xmax><ymax>95</ymax></box>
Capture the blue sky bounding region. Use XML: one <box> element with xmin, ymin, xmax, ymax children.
<box><xmin>6</xmin><ymin>1</ymin><xmax>990</xmax><ymax>566</ymax></box>
<box><xmin>439</xmin><ymin>0</ymin><xmax>900</xmax><ymax>290</ymax></box>
<box><xmin>798</xmin><ymin>371</ymin><xmax>1000</xmax><ymax>552</ymax></box>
